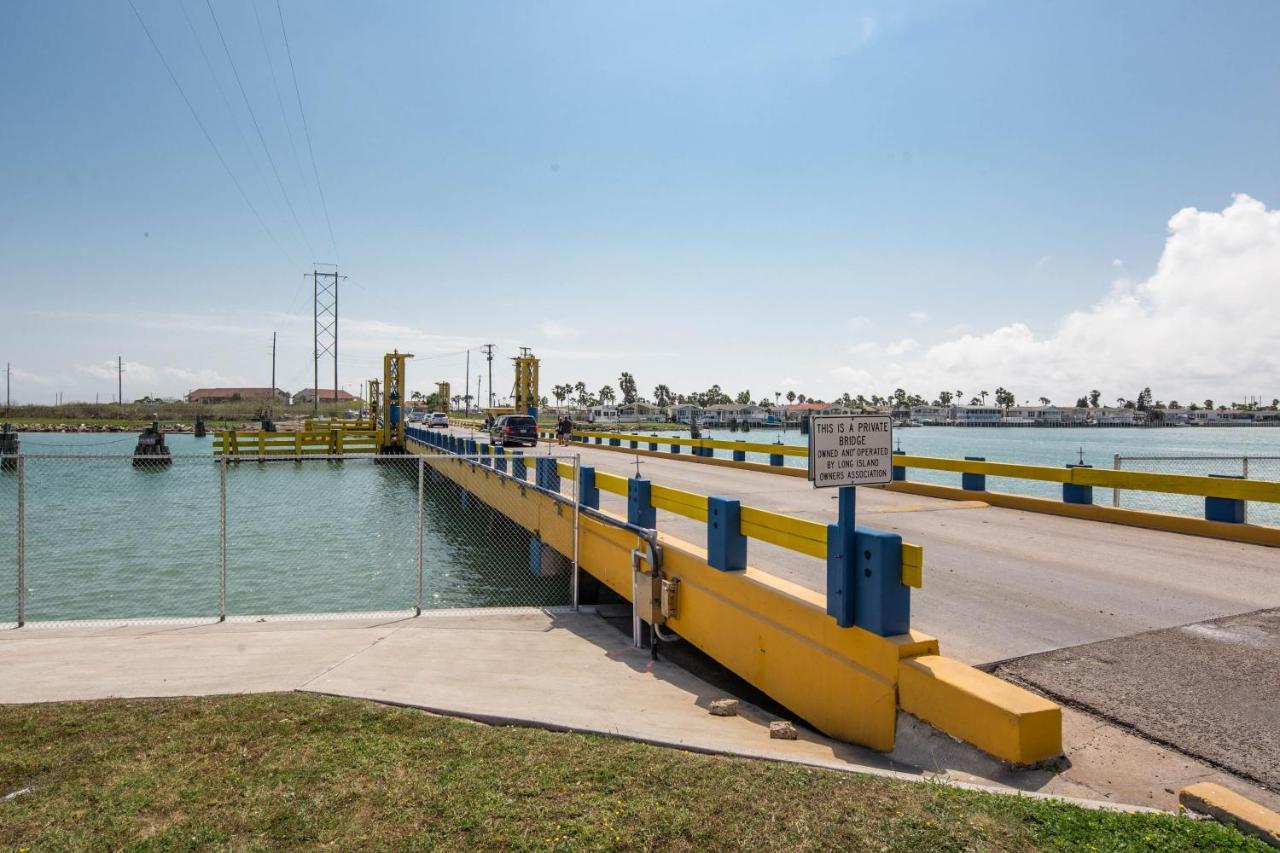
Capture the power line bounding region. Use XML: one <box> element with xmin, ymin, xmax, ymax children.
<box><xmin>252</xmin><ymin>0</ymin><xmax>310</xmax><ymax>216</ymax></box>
<box><xmin>205</xmin><ymin>0</ymin><xmax>316</xmax><ymax>259</ymax></box>
<box><xmin>276</xmin><ymin>0</ymin><xmax>340</xmax><ymax>264</ymax></box>
<box><xmin>176</xmin><ymin>0</ymin><xmax>265</xmax><ymax>191</ymax></box>
<box><xmin>127</xmin><ymin>0</ymin><xmax>298</xmax><ymax>268</ymax></box>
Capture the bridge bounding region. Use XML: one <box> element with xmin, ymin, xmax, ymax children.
<box><xmin>6</xmin><ymin>351</ymin><xmax>1276</xmax><ymax>817</ymax></box>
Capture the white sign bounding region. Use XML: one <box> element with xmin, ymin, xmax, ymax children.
<box><xmin>808</xmin><ymin>414</ymin><xmax>894</xmax><ymax>488</ymax></box>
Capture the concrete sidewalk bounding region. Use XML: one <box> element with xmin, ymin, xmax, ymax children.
<box><xmin>2</xmin><ymin>609</ymin><xmax>1272</xmax><ymax>812</ymax></box>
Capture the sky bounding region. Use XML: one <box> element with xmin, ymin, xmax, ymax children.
<box><xmin>2</xmin><ymin>0</ymin><xmax>1279</xmax><ymax>407</ymax></box>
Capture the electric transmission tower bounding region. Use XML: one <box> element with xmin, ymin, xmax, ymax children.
<box><xmin>310</xmin><ymin>267</ymin><xmax>346</xmax><ymax>414</ymax></box>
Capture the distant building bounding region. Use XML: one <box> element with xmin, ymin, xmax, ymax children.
<box><xmin>291</xmin><ymin>388</ymin><xmax>359</xmax><ymax>405</ymax></box>
<box><xmin>1093</xmin><ymin>406</ymin><xmax>1137</xmax><ymax>426</ymax></box>
<box><xmin>910</xmin><ymin>405</ymin><xmax>951</xmax><ymax>425</ymax></box>
<box><xmin>187</xmin><ymin>387</ymin><xmax>290</xmax><ymax>404</ymax></box>
<box><xmin>670</xmin><ymin>404</ymin><xmax>704</xmax><ymax>425</ymax></box>
<box><xmin>1004</xmin><ymin>405</ymin><xmax>1086</xmax><ymax>425</ymax></box>
<box><xmin>952</xmin><ymin>406</ymin><xmax>1003</xmax><ymax>425</ymax></box>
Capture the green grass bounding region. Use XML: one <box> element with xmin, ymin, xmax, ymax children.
<box><xmin>0</xmin><ymin>693</ymin><xmax>1263</xmax><ymax>851</ymax></box>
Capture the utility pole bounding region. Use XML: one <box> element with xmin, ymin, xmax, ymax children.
<box><xmin>271</xmin><ymin>331</ymin><xmax>277</xmax><ymax>402</ymax></box>
<box><xmin>4</xmin><ymin>362</ymin><xmax>10</xmax><ymax>410</ymax></box>
<box><xmin>117</xmin><ymin>356</ymin><xmax>124</xmax><ymax>408</ymax></box>
<box><xmin>482</xmin><ymin>343</ymin><xmax>495</xmax><ymax>409</ymax></box>
<box><xmin>464</xmin><ymin>349</ymin><xmax>471</xmax><ymax>414</ymax></box>
<box><xmin>310</xmin><ymin>266</ymin><xmax>345</xmax><ymax>415</ymax></box>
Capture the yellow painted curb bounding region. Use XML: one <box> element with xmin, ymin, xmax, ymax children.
<box><xmin>1179</xmin><ymin>783</ymin><xmax>1280</xmax><ymax>847</ymax></box>
<box><xmin>898</xmin><ymin>655</ymin><xmax>1062</xmax><ymax>765</ymax></box>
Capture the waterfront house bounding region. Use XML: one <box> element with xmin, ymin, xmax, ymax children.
<box><xmin>1093</xmin><ymin>407</ymin><xmax>1137</xmax><ymax>426</ymax></box>
<box><xmin>291</xmin><ymin>388</ymin><xmax>359</xmax><ymax>405</ymax></box>
<box><xmin>952</xmin><ymin>406</ymin><xmax>1003</xmax><ymax>425</ymax></box>
<box><xmin>587</xmin><ymin>405</ymin><xmax>619</xmax><ymax>423</ymax></box>
<box><xmin>911</xmin><ymin>405</ymin><xmax>951</xmax><ymax>425</ymax></box>
<box><xmin>188</xmin><ymin>387</ymin><xmax>290</xmax><ymax>405</ymax></box>
<box><xmin>1003</xmin><ymin>405</ymin><xmax>1086</xmax><ymax>426</ymax></box>
<box><xmin>615</xmin><ymin>402</ymin><xmax>661</xmax><ymax>423</ymax></box>
<box><xmin>670</xmin><ymin>404</ymin><xmax>704</xmax><ymax>425</ymax></box>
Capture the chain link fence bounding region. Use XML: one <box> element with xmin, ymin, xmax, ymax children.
<box><xmin>1113</xmin><ymin>454</ymin><xmax>1280</xmax><ymax>526</ymax></box>
<box><xmin>1</xmin><ymin>452</ymin><xmax>579</xmax><ymax>628</ymax></box>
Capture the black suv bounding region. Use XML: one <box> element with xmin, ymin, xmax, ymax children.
<box><xmin>490</xmin><ymin>414</ymin><xmax>538</xmax><ymax>447</ymax></box>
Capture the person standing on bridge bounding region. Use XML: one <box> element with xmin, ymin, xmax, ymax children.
<box><xmin>557</xmin><ymin>414</ymin><xmax>572</xmax><ymax>446</ymax></box>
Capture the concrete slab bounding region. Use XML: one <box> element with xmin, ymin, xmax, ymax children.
<box><xmin>995</xmin><ymin>608</ymin><xmax>1280</xmax><ymax>797</ymax></box>
<box><xmin>4</xmin><ymin>607</ymin><xmax>1271</xmax><ymax>813</ymax></box>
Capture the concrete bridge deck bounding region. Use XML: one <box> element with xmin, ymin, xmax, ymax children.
<box><xmin>450</xmin><ymin>427</ymin><xmax>1280</xmax><ymax>666</ymax></box>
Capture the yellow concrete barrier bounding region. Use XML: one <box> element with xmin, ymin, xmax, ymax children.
<box><xmin>409</xmin><ymin>438</ymin><xmax>1061</xmax><ymax>763</ymax></box>
<box><xmin>1179</xmin><ymin>783</ymin><xmax>1280</xmax><ymax>846</ymax></box>
<box><xmin>898</xmin><ymin>655</ymin><xmax>1063</xmax><ymax>765</ymax></box>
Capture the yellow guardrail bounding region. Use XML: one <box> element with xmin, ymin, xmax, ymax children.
<box><xmin>212</xmin><ymin>429</ymin><xmax>379</xmax><ymax>456</ymax></box>
<box><xmin>567</xmin><ymin>429</ymin><xmax>1280</xmax><ymax>504</ymax></box>
<box><xmin>543</xmin><ymin>460</ymin><xmax>923</xmax><ymax>589</ymax></box>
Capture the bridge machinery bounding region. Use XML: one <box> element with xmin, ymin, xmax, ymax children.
<box><xmin>513</xmin><ymin>348</ymin><xmax>539</xmax><ymax>419</ymax></box>
<box><xmin>435</xmin><ymin>381</ymin><xmax>451</xmax><ymax>415</ymax></box>
<box><xmin>380</xmin><ymin>350</ymin><xmax>414</xmax><ymax>453</ymax></box>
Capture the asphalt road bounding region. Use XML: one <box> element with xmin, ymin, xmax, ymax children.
<box><xmin>443</xmin><ymin>428</ymin><xmax>1280</xmax><ymax>665</ymax></box>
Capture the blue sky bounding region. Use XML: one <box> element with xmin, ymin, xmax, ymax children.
<box><xmin>3</xmin><ymin>1</ymin><xmax>1279</xmax><ymax>405</ymax></box>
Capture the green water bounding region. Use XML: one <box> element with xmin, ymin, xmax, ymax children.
<box><xmin>0</xmin><ymin>433</ymin><xmax>569</xmax><ymax>625</ymax></box>
<box><xmin>3</xmin><ymin>426</ymin><xmax>1276</xmax><ymax>625</ymax></box>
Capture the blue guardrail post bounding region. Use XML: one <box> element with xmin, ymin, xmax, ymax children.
<box><xmin>707</xmin><ymin>497</ymin><xmax>746</xmax><ymax>571</ymax></box>
<box><xmin>825</xmin><ymin>487</ymin><xmax>856</xmax><ymax>628</ymax></box>
<box><xmin>1063</xmin><ymin>463</ymin><xmax>1093</xmax><ymax>504</ymax></box>
<box><xmin>578</xmin><ymin>465</ymin><xmax>599</xmax><ymax>509</ymax></box>
<box><xmin>962</xmin><ymin>456</ymin><xmax>986</xmax><ymax>491</ymax></box>
<box><xmin>825</xmin><ymin>486</ymin><xmax>910</xmax><ymax>635</ymax></box>
<box><xmin>732</xmin><ymin>443</ymin><xmax>746</xmax><ymax>462</ymax></box>
<box><xmin>494</xmin><ymin>445</ymin><xmax>507</xmax><ymax>473</ymax></box>
<box><xmin>628</xmin><ymin>477</ymin><xmax>656</xmax><ymax>527</ymax></box>
<box><xmin>1205</xmin><ymin>474</ymin><xmax>1246</xmax><ymax>523</ymax></box>
<box><xmin>892</xmin><ymin>449</ymin><xmax>907</xmax><ymax>481</ymax></box>
<box><xmin>853</xmin><ymin>527</ymin><xmax>909</xmax><ymax>636</ymax></box>
<box><xmin>535</xmin><ymin>457</ymin><xmax>560</xmax><ymax>492</ymax></box>
<box><xmin>513</xmin><ymin>452</ymin><xmax>527</xmax><ymax>481</ymax></box>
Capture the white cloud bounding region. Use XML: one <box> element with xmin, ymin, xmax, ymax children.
<box><xmin>828</xmin><ymin>194</ymin><xmax>1280</xmax><ymax>402</ymax></box>
<box><xmin>885</xmin><ymin>338</ymin><xmax>919</xmax><ymax>356</ymax></box>
<box><xmin>908</xmin><ymin>311</ymin><xmax>929</xmax><ymax>323</ymax></box>
<box><xmin>846</xmin><ymin>316</ymin><xmax>873</xmax><ymax>332</ymax></box>
<box><xmin>1112</xmin><ymin>258</ymin><xmax>1125</xmax><ymax>270</ymax></box>
<box><xmin>540</xmin><ymin>320</ymin><xmax>578</xmax><ymax>341</ymax></box>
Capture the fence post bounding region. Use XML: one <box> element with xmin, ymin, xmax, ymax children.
<box><xmin>219</xmin><ymin>454</ymin><xmax>227</xmax><ymax>622</ymax></box>
<box><xmin>416</xmin><ymin>456</ymin><xmax>424</xmax><ymax>616</ymax></box>
<box><xmin>572</xmin><ymin>456</ymin><xmax>581</xmax><ymax>610</ymax></box>
<box><xmin>1112</xmin><ymin>453</ymin><xmax>1121</xmax><ymax>508</ymax></box>
<box><xmin>961</xmin><ymin>457</ymin><xmax>986</xmax><ymax>491</ymax></box>
<box><xmin>16</xmin><ymin>455</ymin><xmax>25</xmax><ymax>628</ymax></box>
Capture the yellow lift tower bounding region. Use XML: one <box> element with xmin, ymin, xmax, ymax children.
<box><xmin>513</xmin><ymin>348</ymin><xmax>540</xmax><ymax>420</ymax></box>
<box><xmin>366</xmin><ymin>379</ymin><xmax>381</xmax><ymax>430</ymax></box>
<box><xmin>435</xmin><ymin>381</ymin><xmax>451</xmax><ymax>415</ymax></box>
<box><xmin>380</xmin><ymin>350</ymin><xmax>413</xmax><ymax>452</ymax></box>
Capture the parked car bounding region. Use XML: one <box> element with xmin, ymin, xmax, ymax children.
<box><xmin>490</xmin><ymin>414</ymin><xmax>538</xmax><ymax>447</ymax></box>
<box><xmin>427</xmin><ymin>412</ymin><xmax>449</xmax><ymax>429</ymax></box>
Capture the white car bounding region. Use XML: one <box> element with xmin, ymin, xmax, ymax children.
<box><xmin>427</xmin><ymin>412</ymin><xmax>449</xmax><ymax>429</ymax></box>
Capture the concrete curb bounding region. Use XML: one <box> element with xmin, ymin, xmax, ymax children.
<box><xmin>1180</xmin><ymin>783</ymin><xmax>1280</xmax><ymax>848</ymax></box>
<box><xmin>300</xmin><ymin>687</ymin><xmax>1160</xmax><ymax>815</ymax></box>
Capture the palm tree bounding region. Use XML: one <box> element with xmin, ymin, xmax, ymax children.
<box><xmin>599</xmin><ymin>385</ymin><xmax>616</xmax><ymax>404</ymax></box>
<box><xmin>979</xmin><ymin>390</ymin><xmax>989</xmax><ymax>405</ymax></box>
<box><xmin>1038</xmin><ymin>397</ymin><xmax>1051</xmax><ymax>406</ymax></box>
<box><xmin>786</xmin><ymin>390</ymin><xmax>796</xmax><ymax>404</ymax></box>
